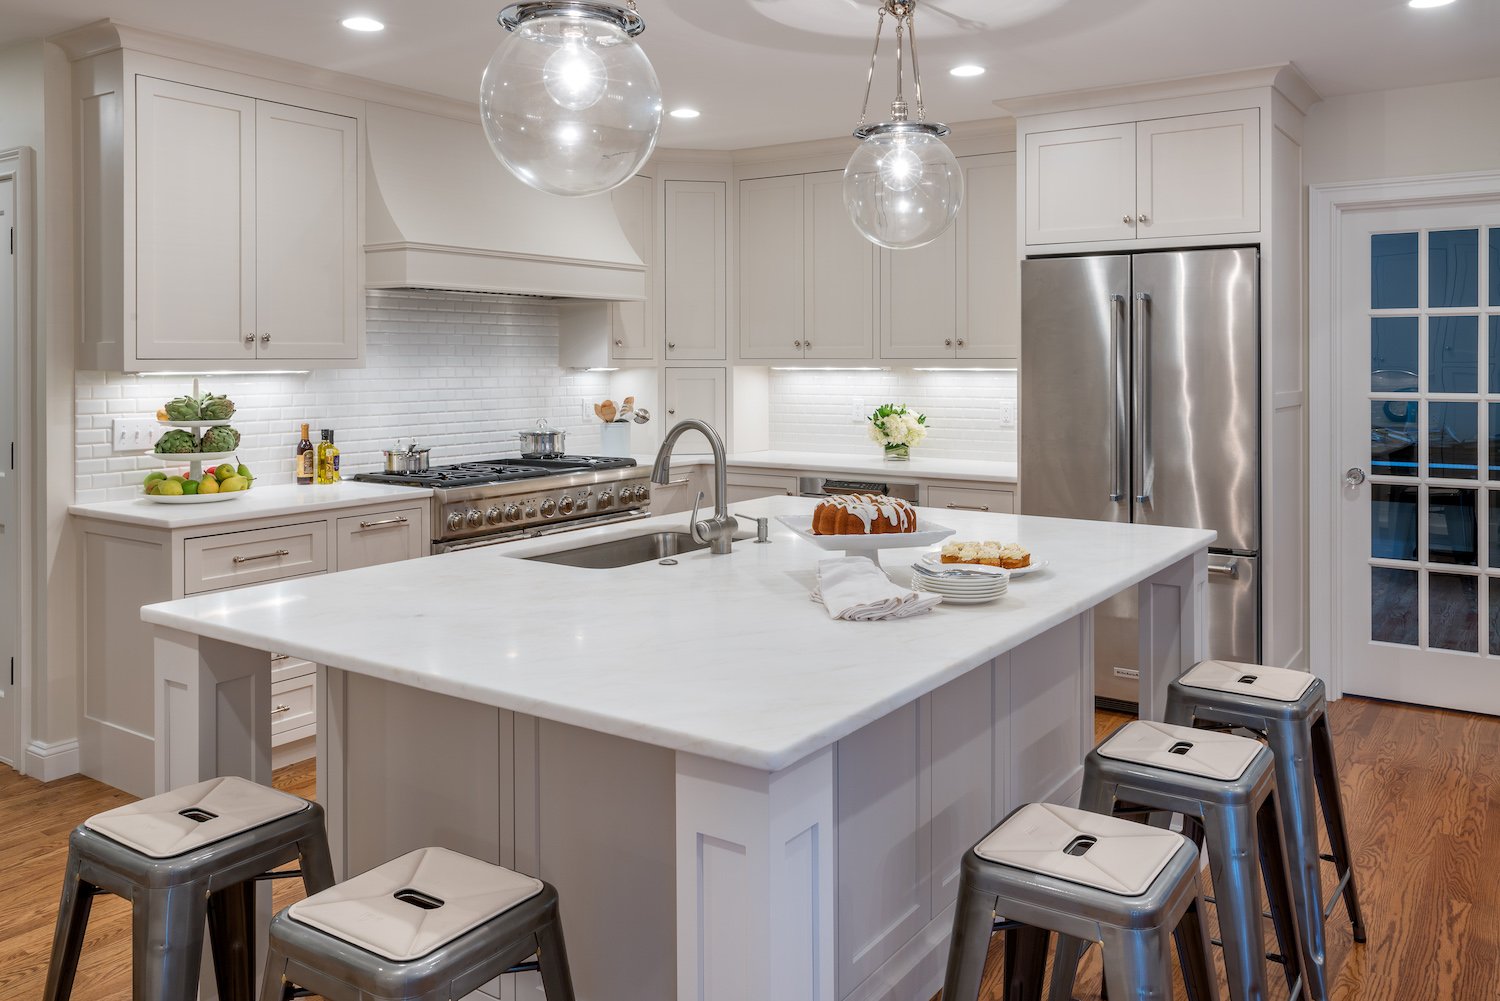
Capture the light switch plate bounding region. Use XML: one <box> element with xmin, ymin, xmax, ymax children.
<box><xmin>997</xmin><ymin>401</ymin><xmax>1017</xmax><ymax>428</ymax></box>
<box><xmin>112</xmin><ymin>418</ymin><xmax>159</xmax><ymax>453</ymax></box>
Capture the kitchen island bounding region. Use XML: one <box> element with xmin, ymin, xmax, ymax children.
<box><xmin>141</xmin><ymin>495</ymin><xmax>1212</xmax><ymax>1001</ymax></box>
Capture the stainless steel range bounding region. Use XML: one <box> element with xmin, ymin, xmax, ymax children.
<box><xmin>356</xmin><ymin>456</ymin><xmax>653</xmax><ymax>554</ymax></box>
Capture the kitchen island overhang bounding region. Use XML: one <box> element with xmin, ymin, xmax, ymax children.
<box><xmin>142</xmin><ymin>495</ymin><xmax>1213</xmax><ymax>1001</ymax></box>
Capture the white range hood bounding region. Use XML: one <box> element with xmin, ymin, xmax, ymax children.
<box><xmin>364</xmin><ymin>102</ymin><xmax>645</xmax><ymax>300</ymax></box>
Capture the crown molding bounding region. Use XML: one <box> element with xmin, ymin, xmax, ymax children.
<box><xmin>994</xmin><ymin>63</ymin><xmax>1322</xmax><ymax>119</ymax></box>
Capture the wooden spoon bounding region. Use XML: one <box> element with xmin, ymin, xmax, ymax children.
<box><xmin>593</xmin><ymin>403</ymin><xmax>606</xmax><ymax>422</ymax></box>
<box><xmin>600</xmin><ymin>400</ymin><xmax>618</xmax><ymax>423</ymax></box>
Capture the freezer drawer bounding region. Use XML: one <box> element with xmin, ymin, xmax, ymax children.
<box><xmin>1093</xmin><ymin>553</ymin><xmax>1260</xmax><ymax>707</ymax></box>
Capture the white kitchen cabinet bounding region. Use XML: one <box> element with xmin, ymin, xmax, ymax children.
<box><xmin>880</xmin><ymin>216</ymin><xmax>959</xmax><ymax>361</ymax></box>
<box><xmin>610</xmin><ymin>173</ymin><xmax>656</xmax><ymax>362</ymax></box>
<box><xmin>958</xmin><ymin>154</ymin><xmax>1020</xmax><ymax>360</ymax></box>
<box><xmin>334</xmin><ymin>506</ymin><xmax>428</xmax><ymax>571</ymax></box>
<box><xmin>663</xmin><ymin>180</ymin><xmax>727</xmax><ymax>361</ymax></box>
<box><xmin>1024</xmin><ymin>110</ymin><xmax>1259</xmax><ymax>246</ymax></box>
<box><xmin>724</xmin><ymin>471</ymin><xmax>798</xmax><ymax>504</ymax></box>
<box><xmin>804</xmin><ymin>171</ymin><xmax>876</xmax><ymax>361</ymax></box>
<box><xmin>663</xmin><ymin>368</ymin><xmax>727</xmax><ymax>440</ymax></box>
<box><xmin>924</xmin><ymin>483</ymin><xmax>1015</xmax><ymax>515</ymax></box>
<box><xmin>738</xmin><ymin>175</ymin><xmax>805</xmax><ymax>360</ymax></box>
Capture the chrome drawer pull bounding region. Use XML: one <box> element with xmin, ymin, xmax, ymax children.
<box><xmin>945</xmin><ymin>503</ymin><xmax>990</xmax><ymax>512</ymax></box>
<box><xmin>662</xmin><ymin>479</ymin><xmax>689</xmax><ymax>487</ymax></box>
<box><xmin>271</xmin><ymin>654</ymin><xmax>290</xmax><ymax>664</ymax></box>
<box><xmin>232</xmin><ymin>549</ymin><xmax>290</xmax><ymax>565</ymax></box>
<box><xmin>270</xmin><ymin>704</ymin><xmax>292</xmax><ymax>716</ymax></box>
<box><xmin>358</xmin><ymin>516</ymin><xmax>409</xmax><ymax>530</ymax></box>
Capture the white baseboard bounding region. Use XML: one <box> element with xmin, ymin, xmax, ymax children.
<box><xmin>25</xmin><ymin>739</ymin><xmax>81</xmax><ymax>782</ymax></box>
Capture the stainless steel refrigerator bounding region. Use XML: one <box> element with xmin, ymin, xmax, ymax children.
<box><xmin>1020</xmin><ymin>248</ymin><xmax>1259</xmax><ymax>709</ymax></box>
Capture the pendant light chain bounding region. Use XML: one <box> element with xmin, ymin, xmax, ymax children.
<box><xmin>854</xmin><ymin>2</ymin><xmax>930</xmax><ymax>128</ymax></box>
<box><xmin>907</xmin><ymin>12</ymin><xmax>925</xmax><ymax>123</ymax></box>
<box><xmin>856</xmin><ymin>6</ymin><xmax>888</xmax><ymax>128</ymax></box>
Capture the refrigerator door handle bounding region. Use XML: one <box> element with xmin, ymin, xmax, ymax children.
<box><xmin>1133</xmin><ymin>291</ymin><xmax>1153</xmax><ymax>505</ymax></box>
<box><xmin>1109</xmin><ymin>293</ymin><xmax>1127</xmax><ymax>502</ymax></box>
<box><xmin>1208</xmin><ymin>557</ymin><xmax>1241</xmax><ymax>579</ymax></box>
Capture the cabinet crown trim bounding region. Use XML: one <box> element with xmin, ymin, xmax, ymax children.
<box><xmin>996</xmin><ymin>63</ymin><xmax>1320</xmax><ymax>119</ymax></box>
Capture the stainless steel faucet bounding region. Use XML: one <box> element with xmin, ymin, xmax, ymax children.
<box><xmin>651</xmin><ymin>419</ymin><xmax>735</xmax><ymax>555</ymax></box>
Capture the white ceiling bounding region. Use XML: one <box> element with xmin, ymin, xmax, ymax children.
<box><xmin>4</xmin><ymin>0</ymin><xmax>1498</xmax><ymax>148</ymax></box>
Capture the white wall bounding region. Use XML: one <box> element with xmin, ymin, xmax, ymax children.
<box><xmin>1304</xmin><ymin>76</ymin><xmax>1500</xmax><ymax>185</ymax></box>
<box><xmin>76</xmin><ymin>291</ymin><xmax>614</xmax><ymax>502</ymax></box>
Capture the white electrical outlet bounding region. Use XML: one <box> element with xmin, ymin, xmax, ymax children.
<box><xmin>112</xmin><ymin>418</ymin><xmax>160</xmax><ymax>453</ymax></box>
<box><xmin>851</xmin><ymin>400</ymin><xmax>865</xmax><ymax>422</ymax></box>
<box><xmin>1112</xmin><ymin>666</ymin><xmax>1140</xmax><ymax>680</ymax></box>
<box><xmin>997</xmin><ymin>401</ymin><xmax>1017</xmax><ymax>428</ymax></box>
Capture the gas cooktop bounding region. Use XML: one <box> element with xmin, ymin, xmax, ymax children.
<box><xmin>355</xmin><ymin>455</ymin><xmax>636</xmax><ymax>489</ymax></box>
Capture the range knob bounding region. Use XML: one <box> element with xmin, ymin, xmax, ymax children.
<box><xmin>523</xmin><ymin>504</ymin><xmax>537</xmax><ymax>519</ymax></box>
<box><xmin>597</xmin><ymin>490</ymin><xmax>614</xmax><ymax>509</ymax></box>
<box><xmin>633</xmin><ymin>485</ymin><xmax>651</xmax><ymax>503</ymax></box>
<box><xmin>539</xmin><ymin>498</ymin><xmax>557</xmax><ymax>518</ymax></box>
<box><xmin>558</xmin><ymin>495</ymin><xmax>575</xmax><ymax>516</ymax></box>
<box><xmin>446</xmin><ymin>512</ymin><xmax>464</xmax><ymax>532</ymax></box>
<box><xmin>486</xmin><ymin>507</ymin><xmax>503</xmax><ymax>525</ymax></box>
<box><xmin>465</xmin><ymin>509</ymin><xmax>484</xmax><ymax>529</ymax></box>
<box><xmin>503</xmin><ymin>504</ymin><xmax>522</xmax><ymax>522</ymax></box>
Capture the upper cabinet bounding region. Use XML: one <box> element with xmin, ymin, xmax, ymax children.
<box><xmin>663</xmin><ymin>180</ymin><xmax>727</xmax><ymax>361</ymax></box>
<box><xmin>71</xmin><ymin>47</ymin><xmax>364</xmax><ymax>372</ymax></box>
<box><xmin>1024</xmin><ymin>109</ymin><xmax>1259</xmax><ymax>246</ymax></box>
<box><xmin>803</xmin><ymin>171</ymin><xmax>877</xmax><ymax>361</ymax></box>
<box><xmin>609</xmin><ymin>173</ymin><xmax>655</xmax><ymax>362</ymax></box>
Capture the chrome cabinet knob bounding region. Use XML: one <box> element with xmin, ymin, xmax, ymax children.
<box><xmin>956</xmin><ymin>338</ymin><xmax>965</xmax><ymax>348</ymax></box>
<box><xmin>944</xmin><ymin>338</ymin><xmax>953</xmax><ymax>348</ymax></box>
<box><xmin>260</xmin><ymin>332</ymin><xmax>271</xmax><ymax>344</ymax></box>
<box><xmin>1123</xmin><ymin>214</ymin><xmax>1134</xmax><ymax>224</ymax></box>
<box><xmin>804</xmin><ymin>340</ymin><xmax>812</xmax><ymax>349</ymax></box>
<box><xmin>1344</xmin><ymin>467</ymin><xmax>1367</xmax><ymax>486</ymax></box>
<box><xmin>793</xmin><ymin>340</ymin><xmax>803</xmax><ymax>349</ymax></box>
<box><xmin>614</xmin><ymin>339</ymin><xmax>624</xmax><ymax>347</ymax></box>
<box><xmin>667</xmin><ymin>408</ymin><xmax>676</xmax><ymax>415</ymax></box>
<box><xmin>1138</xmin><ymin>213</ymin><xmax>1150</xmax><ymax>224</ymax></box>
<box><xmin>667</xmin><ymin>341</ymin><xmax>676</xmax><ymax>350</ymax></box>
<box><xmin>244</xmin><ymin>333</ymin><xmax>255</xmax><ymax>345</ymax></box>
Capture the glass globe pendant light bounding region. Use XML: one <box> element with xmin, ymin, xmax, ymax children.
<box><xmin>481</xmin><ymin>1</ymin><xmax>663</xmax><ymax>197</ymax></box>
<box><xmin>844</xmin><ymin>0</ymin><xmax>963</xmax><ymax>250</ymax></box>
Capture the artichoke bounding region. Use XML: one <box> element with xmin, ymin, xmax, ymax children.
<box><xmin>163</xmin><ymin>396</ymin><xmax>201</xmax><ymax>421</ymax></box>
<box><xmin>199</xmin><ymin>425</ymin><xmax>240</xmax><ymax>453</ymax></box>
<box><xmin>198</xmin><ymin>393</ymin><xmax>236</xmax><ymax>421</ymax></box>
<box><xmin>154</xmin><ymin>429</ymin><xmax>198</xmax><ymax>454</ymax></box>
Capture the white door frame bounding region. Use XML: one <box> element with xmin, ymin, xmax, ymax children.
<box><xmin>1309</xmin><ymin>169</ymin><xmax>1500</xmax><ymax>700</ymax></box>
<box><xmin>0</xmin><ymin>147</ymin><xmax>35</xmax><ymax>772</ymax></box>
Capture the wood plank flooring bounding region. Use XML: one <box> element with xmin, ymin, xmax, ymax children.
<box><xmin>0</xmin><ymin>698</ymin><xmax>1495</xmax><ymax>1000</ymax></box>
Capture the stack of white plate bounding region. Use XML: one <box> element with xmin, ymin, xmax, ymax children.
<box><xmin>910</xmin><ymin>562</ymin><xmax>1010</xmax><ymax>605</ymax></box>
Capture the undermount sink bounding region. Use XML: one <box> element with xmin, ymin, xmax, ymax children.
<box><xmin>525</xmin><ymin>531</ymin><xmax>722</xmax><ymax>569</ymax></box>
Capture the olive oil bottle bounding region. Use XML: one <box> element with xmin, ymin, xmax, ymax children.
<box><xmin>317</xmin><ymin>430</ymin><xmax>341</xmax><ymax>484</ymax></box>
<box><xmin>296</xmin><ymin>424</ymin><xmax>315</xmax><ymax>485</ymax></box>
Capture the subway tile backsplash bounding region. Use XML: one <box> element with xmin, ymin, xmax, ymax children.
<box><xmin>74</xmin><ymin>290</ymin><xmax>610</xmax><ymax>503</ymax></box>
<box><xmin>766</xmin><ymin>368</ymin><xmax>1016</xmax><ymax>462</ymax></box>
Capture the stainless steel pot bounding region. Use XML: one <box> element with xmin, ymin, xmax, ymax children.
<box><xmin>382</xmin><ymin>442</ymin><xmax>431</xmax><ymax>473</ymax></box>
<box><xmin>517</xmin><ymin>418</ymin><xmax>567</xmax><ymax>458</ymax></box>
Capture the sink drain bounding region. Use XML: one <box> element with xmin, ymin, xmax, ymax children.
<box><xmin>658</xmin><ymin>558</ymin><xmax>678</xmax><ymax>566</ymax></box>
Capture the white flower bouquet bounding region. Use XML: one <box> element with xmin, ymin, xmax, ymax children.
<box><xmin>867</xmin><ymin>403</ymin><xmax>928</xmax><ymax>460</ymax></box>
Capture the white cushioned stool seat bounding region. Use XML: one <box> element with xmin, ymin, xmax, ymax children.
<box><xmin>1180</xmin><ymin>659</ymin><xmax>1316</xmax><ymax>702</ymax></box>
<box><xmin>974</xmin><ymin>802</ymin><xmax>1189</xmax><ymax>896</ymax></box>
<box><xmin>1098</xmin><ymin>719</ymin><xmax>1263</xmax><ymax>781</ymax></box>
<box><xmin>288</xmin><ymin>847</ymin><xmax>544</xmax><ymax>963</ymax></box>
<box><xmin>83</xmin><ymin>775</ymin><xmax>308</xmax><ymax>859</ymax></box>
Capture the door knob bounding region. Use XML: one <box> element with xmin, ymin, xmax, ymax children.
<box><xmin>1138</xmin><ymin>213</ymin><xmax>1150</xmax><ymax>224</ymax></box>
<box><xmin>260</xmin><ymin>333</ymin><xmax>271</xmax><ymax>345</ymax></box>
<box><xmin>1123</xmin><ymin>214</ymin><xmax>1134</xmax><ymax>224</ymax></box>
<box><xmin>1344</xmin><ymin>467</ymin><xmax>1366</xmax><ymax>486</ymax></box>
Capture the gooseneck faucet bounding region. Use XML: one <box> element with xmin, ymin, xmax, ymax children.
<box><xmin>651</xmin><ymin>419</ymin><xmax>735</xmax><ymax>555</ymax></box>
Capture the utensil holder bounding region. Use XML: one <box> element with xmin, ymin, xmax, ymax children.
<box><xmin>600</xmin><ymin>421</ymin><xmax>632</xmax><ymax>458</ymax></box>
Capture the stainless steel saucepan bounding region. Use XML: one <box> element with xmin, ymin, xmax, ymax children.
<box><xmin>518</xmin><ymin>418</ymin><xmax>567</xmax><ymax>458</ymax></box>
<box><xmin>382</xmin><ymin>441</ymin><xmax>431</xmax><ymax>473</ymax></box>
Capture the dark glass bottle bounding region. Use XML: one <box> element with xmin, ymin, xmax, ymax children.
<box><xmin>296</xmin><ymin>423</ymin><xmax>315</xmax><ymax>485</ymax></box>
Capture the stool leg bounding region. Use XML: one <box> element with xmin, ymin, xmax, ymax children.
<box><xmin>42</xmin><ymin>852</ymin><xmax>97</xmax><ymax>1001</ymax></box>
<box><xmin>1002</xmin><ymin>925</ymin><xmax>1049</xmax><ymax>1001</ymax></box>
<box><xmin>941</xmin><ymin>881</ymin><xmax>999</xmax><ymax>1001</ymax></box>
<box><xmin>1309</xmin><ymin>714</ymin><xmax>1366</xmax><ymax>943</ymax></box>
<box><xmin>1173</xmin><ymin>896</ymin><xmax>1219</xmax><ymax>1001</ymax></box>
<box><xmin>297</xmin><ymin>815</ymin><xmax>338</xmax><ymax>895</ymax></box>
<box><xmin>1100</xmin><ymin>925</ymin><xmax>1176</xmax><ymax>1001</ymax></box>
<box><xmin>1163</xmin><ymin>690</ymin><xmax>1194</xmax><ymax>728</ymax></box>
<box><xmin>1267</xmin><ymin>718</ymin><xmax>1331</xmax><ymax>1001</ymax></box>
<box><xmin>256</xmin><ymin>941</ymin><xmax>296</xmax><ymax>1001</ymax></box>
<box><xmin>1202</xmin><ymin>807</ymin><xmax>1271</xmax><ymax>1001</ymax></box>
<box><xmin>1256</xmin><ymin>795</ymin><xmax>1303</xmax><ymax>996</ymax></box>
<box><xmin>207</xmin><ymin>880</ymin><xmax>258</xmax><ymax>1001</ymax></box>
<box><xmin>536</xmin><ymin>915</ymin><xmax>577</xmax><ymax>1001</ymax></box>
<box><xmin>132</xmin><ymin>884</ymin><xmax>209</xmax><ymax>1001</ymax></box>
<box><xmin>1044</xmin><ymin>935</ymin><xmax>1092</xmax><ymax>1001</ymax></box>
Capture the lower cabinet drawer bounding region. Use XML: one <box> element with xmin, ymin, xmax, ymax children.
<box><xmin>924</xmin><ymin>484</ymin><xmax>1016</xmax><ymax>515</ymax></box>
<box><xmin>271</xmin><ymin>654</ymin><xmax>316</xmax><ymax>685</ymax></box>
<box><xmin>271</xmin><ymin>674</ymin><xmax>317</xmax><ymax>742</ymax></box>
<box><xmin>725</xmin><ymin>472</ymin><xmax>798</xmax><ymax>504</ymax></box>
<box><xmin>335</xmin><ymin>506</ymin><xmax>427</xmax><ymax>571</ymax></box>
<box><xmin>184</xmin><ymin>522</ymin><xmax>328</xmax><ymax>594</ymax></box>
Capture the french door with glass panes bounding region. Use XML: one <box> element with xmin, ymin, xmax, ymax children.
<box><xmin>1340</xmin><ymin>203</ymin><xmax>1500</xmax><ymax>713</ymax></box>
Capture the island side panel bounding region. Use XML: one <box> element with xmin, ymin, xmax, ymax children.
<box><xmin>1137</xmin><ymin>549</ymin><xmax>1209</xmax><ymax>720</ymax></box>
<box><xmin>153</xmin><ymin>629</ymin><xmax>273</xmax><ymax>793</ymax></box>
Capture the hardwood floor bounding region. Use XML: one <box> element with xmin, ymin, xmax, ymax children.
<box><xmin>0</xmin><ymin>699</ymin><xmax>1494</xmax><ymax>1000</ymax></box>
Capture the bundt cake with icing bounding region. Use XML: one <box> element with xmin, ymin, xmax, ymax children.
<box><xmin>811</xmin><ymin>494</ymin><xmax>918</xmax><ymax>535</ymax></box>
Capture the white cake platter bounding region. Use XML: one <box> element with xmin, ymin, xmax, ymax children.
<box><xmin>776</xmin><ymin>515</ymin><xmax>955</xmax><ymax>567</ymax></box>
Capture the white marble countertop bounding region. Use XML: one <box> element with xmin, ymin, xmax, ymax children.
<box><xmin>141</xmin><ymin>496</ymin><xmax>1211</xmax><ymax>771</ymax></box>
<box><xmin>70</xmin><ymin>482</ymin><xmax>431</xmax><ymax>530</ymax></box>
<box><xmin>634</xmin><ymin>450</ymin><xmax>1017</xmax><ymax>484</ymax></box>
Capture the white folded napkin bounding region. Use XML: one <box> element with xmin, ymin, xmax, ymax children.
<box><xmin>811</xmin><ymin>557</ymin><xmax>943</xmax><ymax>621</ymax></box>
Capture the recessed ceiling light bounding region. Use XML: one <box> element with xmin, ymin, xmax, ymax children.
<box><xmin>341</xmin><ymin>16</ymin><xmax>385</xmax><ymax>31</ymax></box>
<box><xmin>669</xmin><ymin>108</ymin><xmax>701</xmax><ymax>119</ymax></box>
<box><xmin>1407</xmin><ymin>0</ymin><xmax>1455</xmax><ymax>7</ymax></box>
<box><xmin>949</xmin><ymin>64</ymin><xmax>986</xmax><ymax>78</ymax></box>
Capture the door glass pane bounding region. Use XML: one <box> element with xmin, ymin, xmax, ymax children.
<box><xmin>1489</xmin><ymin>578</ymin><xmax>1500</xmax><ymax>655</ymax></box>
<box><xmin>1371</xmin><ymin>568</ymin><xmax>1419</xmax><ymax>645</ymax></box>
<box><xmin>1429</xmin><ymin>229</ymin><xmax>1479</xmax><ymax>308</ymax></box>
<box><xmin>1370</xmin><ymin>232</ymin><xmax>1418</xmax><ymax>309</ymax></box>
<box><xmin>1490</xmin><ymin>228</ymin><xmax>1499</xmax><ymax>307</ymax></box>
<box><xmin>1429</xmin><ymin>573</ymin><xmax>1478</xmax><ymax>653</ymax></box>
<box><xmin>1429</xmin><ymin>316</ymin><xmax>1478</xmax><ymax>393</ymax></box>
<box><xmin>1371</xmin><ymin>400</ymin><xmax>1419</xmax><ymax>476</ymax></box>
<box><xmin>1371</xmin><ymin>316</ymin><xmax>1419</xmax><ymax>392</ymax></box>
<box><xmin>1490</xmin><ymin>492</ymin><xmax>1500</xmax><ymax>567</ymax></box>
<box><xmin>1429</xmin><ymin>488</ymin><xmax>1478</xmax><ymax>565</ymax></box>
<box><xmin>1490</xmin><ymin>317</ymin><xmax>1500</xmax><ymax>393</ymax></box>
<box><xmin>1429</xmin><ymin>402</ymin><xmax>1478</xmax><ymax>479</ymax></box>
<box><xmin>1372</xmin><ymin>483</ymin><xmax>1419</xmax><ymax>560</ymax></box>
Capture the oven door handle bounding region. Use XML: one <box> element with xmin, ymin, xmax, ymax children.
<box><xmin>434</xmin><ymin>511</ymin><xmax>652</xmax><ymax>554</ymax></box>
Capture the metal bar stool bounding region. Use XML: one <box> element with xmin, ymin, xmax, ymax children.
<box><xmin>1050</xmin><ymin>720</ymin><xmax>1304</xmax><ymax>1001</ymax></box>
<box><xmin>259</xmin><ymin>846</ymin><xmax>575</xmax><ymax>1001</ymax></box>
<box><xmin>943</xmin><ymin>802</ymin><xmax>1219</xmax><ymax>1001</ymax></box>
<box><xmin>43</xmin><ymin>775</ymin><xmax>336</xmax><ymax>1001</ymax></box>
<box><xmin>1166</xmin><ymin>660</ymin><xmax>1366</xmax><ymax>1001</ymax></box>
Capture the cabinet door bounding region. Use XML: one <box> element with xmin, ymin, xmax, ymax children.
<box><xmin>738</xmin><ymin>175</ymin><xmax>805</xmax><ymax>360</ymax></box>
<box><xmin>135</xmin><ymin>77</ymin><xmax>256</xmax><ymax>361</ymax></box>
<box><xmin>610</xmin><ymin>173</ymin><xmax>655</xmax><ymax>362</ymax></box>
<box><xmin>255</xmin><ymin>101</ymin><xmax>359</xmax><ymax>360</ymax></box>
<box><xmin>925</xmin><ymin>483</ymin><xmax>1015</xmax><ymax>515</ymax></box>
<box><xmin>663</xmin><ymin>180</ymin><xmax>727</xmax><ymax>360</ymax></box>
<box><xmin>957</xmin><ymin>153</ymin><xmax>1019</xmax><ymax>360</ymax></box>
<box><xmin>804</xmin><ymin>171</ymin><xmax>876</xmax><ymax>360</ymax></box>
<box><xmin>1024</xmin><ymin>123</ymin><xmax>1136</xmax><ymax>245</ymax></box>
<box><xmin>663</xmin><ymin>368</ymin><xmax>727</xmax><ymax>447</ymax></box>
<box><xmin>1136</xmin><ymin>109</ymin><xmax>1260</xmax><ymax>239</ymax></box>
<box><xmin>335</xmin><ymin>506</ymin><xmax>428</xmax><ymax>571</ymax></box>
<box><xmin>879</xmin><ymin>227</ymin><xmax>958</xmax><ymax>360</ymax></box>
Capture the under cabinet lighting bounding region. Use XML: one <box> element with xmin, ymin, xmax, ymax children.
<box><xmin>138</xmin><ymin>370</ymin><xmax>313</xmax><ymax>376</ymax></box>
<box><xmin>669</xmin><ymin>108</ymin><xmax>701</xmax><ymax>120</ymax></box>
<box><xmin>911</xmin><ymin>367</ymin><xmax>1018</xmax><ymax>372</ymax></box>
<box><xmin>949</xmin><ymin>65</ymin><xmax>986</xmax><ymax>78</ymax></box>
<box><xmin>1407</xmin><ymin>0</ymin><xmax>1456</xmax><ymax>6</ymax></box>
<box><xmin>769</xmin><ymin>366</ymin><xmax>891</xmax><ymax>372</ymax></box>
<box><xmin>341</xmin><ymin>15</ymin><xmax>386</xmax><ymax>31</ymax></box>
